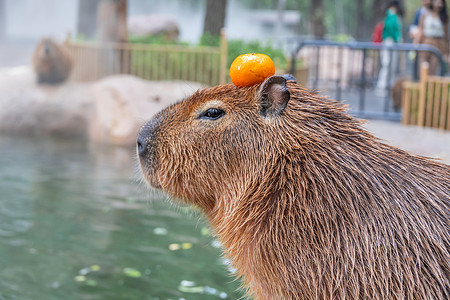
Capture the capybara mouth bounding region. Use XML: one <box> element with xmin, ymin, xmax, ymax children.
<box><xmin>142</xmin><ymin>170</ymin><xmax>162</xmax><ymax>189</ymax></box>
<box><xmin>136</xmin><ymin>142</ymin><xmax>161</xmax><ymax>189</ymax></box>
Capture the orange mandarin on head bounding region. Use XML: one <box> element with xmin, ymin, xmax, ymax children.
<box><xmin>230</xmin><ymin>53</ymin><xmax>275</xmax><ymax>87</ymax></box>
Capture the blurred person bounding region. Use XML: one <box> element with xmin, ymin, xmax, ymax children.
<box><xmin>409</xmin><ymin>0</ymin><xmax>431</xmax><ymax>80</ymax></box>
<box><xmin>410</xmin><ymin>0</ymin><xmax>431</xmax><ymax>40</ymax></box>
<box><xmin>376</xmin><ymin>1</ymin><xmax>403</xmax><ymax>96</ymax></box>
<box><xmin>417</xmin><ymin>0</ymin><xmax>449</xmax><ymax>74</ymax></box>
<box><xmin>372</xmin><ymin>20</ymin><xmax>384</xmax><ymax>44</ymax></box>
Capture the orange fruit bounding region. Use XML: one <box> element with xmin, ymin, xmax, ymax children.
<box><xmin>230</xmin><ymin>53</ymin><xmax>275</xmax><ymax>87</ymax></box>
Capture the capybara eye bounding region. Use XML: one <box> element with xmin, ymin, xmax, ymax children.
<box><xmin>199</xmin><ymin>108</ymin><xmax>225</xmax><ymax>120</ymax></box>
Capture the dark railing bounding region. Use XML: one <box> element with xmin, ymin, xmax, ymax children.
<box><xmin>288</xmin><ymin>40</ymin><xmax>445</xmax><ymax>120</ymax></box>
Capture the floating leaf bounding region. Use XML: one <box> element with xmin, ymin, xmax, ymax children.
<box><xmin>90</xmin><ymin>265</ymin><xmax>100</xmax><ymax>271</ymax></box>
<box><xmin>123</xmin><ymin>268</ymin><xmax>142</xmax><ymax>278</ymax></box>
<box><xmin>180</xmin><ymin>280</ymin><xmax>195</xmax><ymax>287</ymax></box>
<box><xmin>79</xmin><ymin>268</ymin><xmax>90</xmax><ymax>275</ymax></box>
<box><xmin>178</xmin><ymin>285</ymin><xmax>205</xmax><ymax>293</ymax></box>
<box><xmin>211</xmin><ymin>240</ymin><xmax>222</xmax><ymax>248</ymax></box>
<box><xmin>125</xmin><ymin>197</ymin><xmax>136</xmax><ymax>203</ymax></box>
<box><xmin>181</xmin><ymin>243</ymin><xmax>192</xmax><ymax>250</ymax></box>
<box><xmin>204</xmin><ymin>286</ymin><xmax>218</xmax><ymax>295</ymax></box>
<box><xmin>74</xmin><ymin>275</ymin><xmax>86</xmax><ymax>282</ymax></box>
<box><xmin>178</xmin><ymin>281</ymin><xmax>228</xmax><ymax>297</ymax></box>
<box><xmin>203</xmin><ymin>286</ymin><xmax>228</xmax><ymax>298</ymax></box>
<box><xmin>169</xmin><ymin>243</ymin><xmax>180</xmax><ymax>251</ymax></box>
<box><xmin>153</xmin><ymin>227</ymin><xmax>168</xmax><ymax>235</ymax></box>
<box><xmin>86</xmin><ymin>279</ymin><xmax>98</xmax><ymax>286</ymax></box>
<box><xmin>201</xmin><ymin>227</ymin><xmax>210</xmax><ymax>236</ymax></box>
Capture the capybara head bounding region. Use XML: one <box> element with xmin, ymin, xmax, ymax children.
<box><xmin>137</xmin><ymin>76</ymin><xmax>450</xmax><ymax>299</ymax></box>
<box><xmin>138</xmin><ymin>76</ymin><xmax>295</xmax><ymax>211</ymax></box>
<box><xmin>36</xmin><ymin>38</ymin><xmax>55</xmax><ymax>59</ymax></box>
<box><xmin>32</xmin><ymin>38</ymin><xmax>72</xmax><ymax>84</ymax></box>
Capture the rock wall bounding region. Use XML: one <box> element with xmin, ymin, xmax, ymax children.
<box><xmin>90</xmin><ymin>75</ymin><xmax>202</xmax><ymax>145</ymax></box>
<box><xmin>0</xmin><ymin>66</ymin><xmax>203</xmax><ymax>145</ymax></box>
<box><xmin>0</xmin><ymin>66</ymin><xmax>91</xmax><ymax>138</ymax></box>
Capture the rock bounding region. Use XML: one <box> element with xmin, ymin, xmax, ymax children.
<box><xmin>0</xmin><ymin>66</ymin><xmax>92</xmax><ymax>138</ymax></box>
<box><xmin>128</xmin><ymin>14</ymin><xmax>180</xmax><ymax>41</ymax></box>
<box><xmin>0</xmin><ymin>66</ymin><xmax>203</xmax><ymax>145</ymax></box>
<box><xmin>89</xmin><ymin>75</ymin><xmax>203</xmax><ymax>146</ymax></box>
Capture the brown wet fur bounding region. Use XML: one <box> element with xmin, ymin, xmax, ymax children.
<box><xmin>138</xmin><ymin>78</ymin><xmax>450</xmax><ymax>299</ymax></box>
<box><xmin>32</xmin><ymin>38</ymin><xmax>72</xmax><ymax>84</ymax></box>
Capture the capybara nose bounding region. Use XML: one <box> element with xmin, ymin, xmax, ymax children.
<box><xmin>137</xmin><ymin>119</ymin><xmax>159</xmax><ymax>157</ymax></box>
<box><xmin>136</xmin><ymin>134</ymin><xmax>147</xmax><ymax>156</ymax></box>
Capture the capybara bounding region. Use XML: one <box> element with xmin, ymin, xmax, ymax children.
<box><xmin>137</xmin><ymin>75</ymin><xmax>450</xmax><ymax>299</ymax></box>
<box><xmin>32</xmin><ymin>38</ymin><xmax>72</xmax><ymax>84</ymax></box>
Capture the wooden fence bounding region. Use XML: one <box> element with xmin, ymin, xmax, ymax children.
<box><xmin>64</xmin><ymin>32</ymin><xmax>228</xmax><ymax>86</ymax></box>
<box><xmin>402</xmin><ymin>63</ymin><xmax>450</xmax><ymax>130</ymax></box>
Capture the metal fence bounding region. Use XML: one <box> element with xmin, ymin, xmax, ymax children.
<box><xmin>64</xmin><ymin>33</ymin><xmax>228</xmax><ymax>86</ymax></box>
<box><xmin>289</xmin><ymin>40</ymin><xmax>446</xmax><ymax>120</ymax></box>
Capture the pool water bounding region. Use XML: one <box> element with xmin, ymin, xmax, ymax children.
<box><xmin>0</xmin><ymin>136</ymin><xmax>244</xmax><ymax>300</ymax></box>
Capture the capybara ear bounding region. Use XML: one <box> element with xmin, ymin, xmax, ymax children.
<box><xmin>258</xmin><ymin>75</ymin><xmax>290</xmax><ymax>117</ymax></box>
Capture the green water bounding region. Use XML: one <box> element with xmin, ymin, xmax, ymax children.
<box><xmin>0</xmin><ymin>136</ymin><xmax>243</xmax><ymax>300</ymax></box>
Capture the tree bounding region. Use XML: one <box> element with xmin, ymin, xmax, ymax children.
<box><xmin>310</xmin><ymin>0</ymin><xmax>326</xmax><ymax>38</ymax></box>
<box><xmin>203</xmin><ymin>0</ymin><xmax>227</xmax><ymax>37</ymax></box>
<box><xmin>97</xmin><ymin>0</ymin><xmax>128</xmax><ymax>43</ymax></box>
<box><xmin>77</xmin><ymin>0</ymin><xmax>101</xmax><ymax>40</ymax></box>
<box><xmin>96</xmin><ymin>0</ymin><xmax>128</xmax><ymax>77</ymax></box>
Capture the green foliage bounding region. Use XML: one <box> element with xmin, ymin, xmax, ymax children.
<box><xmin>130</xmin><ymin>48</ymin><xmax>222</xmax><ymax>86</ymax></box>
<box><xmin>129</xmin><ymin>35</ymin><xmax>169</xmax><ymax>44</ymax></box>
<box><xmin>128</xmin><ymin>35</ymin><xmax>188</xmax><ymax>46</ymax></box>
<box><xmin>239</xmin><ymin>0</ymin><xmax>302</xmax><ymax>10</ymax></box>
<box><xmin>128</xmin><ymin>36</ymin><xmax>214</xmax><ymax>84</ymax></box>
<box><xmin>227</xmin><ymin>39</ymin><xmax>287</xmax><ymax>70</ymax></box>
<box><xmin>75</xmin><ymin>33</ymin><xmax>87</xmax><ymax>41</ymax></box>
<box><xmin>329</xmin><ymin>33</ymin><xmax>353</xmax><ymax>42</ymax></box>
<box><xmin>199</xmin><ymin>33</ymin><xmax>221</xmax><ymax>47</ymax></box>
<box><xmin>132</xmin><ymin>33</ymin><xmax>289</xmax><ymax>74</ymax></box>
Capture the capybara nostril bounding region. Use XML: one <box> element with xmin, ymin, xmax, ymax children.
<box><xmin>137</xmin><ymin>118</ymin><xmax>161</xmax><ymax>159</ymax></box>
<box><xmin>136</xmin><ymin>134</ymin><xmax>146</xmax><ymax>156</ymax></box>
<box><xmin>137</xmin><ymin>119</ymin><xmax>159</xmax><ymax>158</ymax></box>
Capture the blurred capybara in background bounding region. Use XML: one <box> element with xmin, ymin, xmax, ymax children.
<box><xmin>32</xmin><ymin>38</ymin><xmax>72</xmax><ymax>84</ymax></box>
<box><xmin>137</xmin><ymin>75</ymin><xmax>450</xmax><ymax>299</ymax></box>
